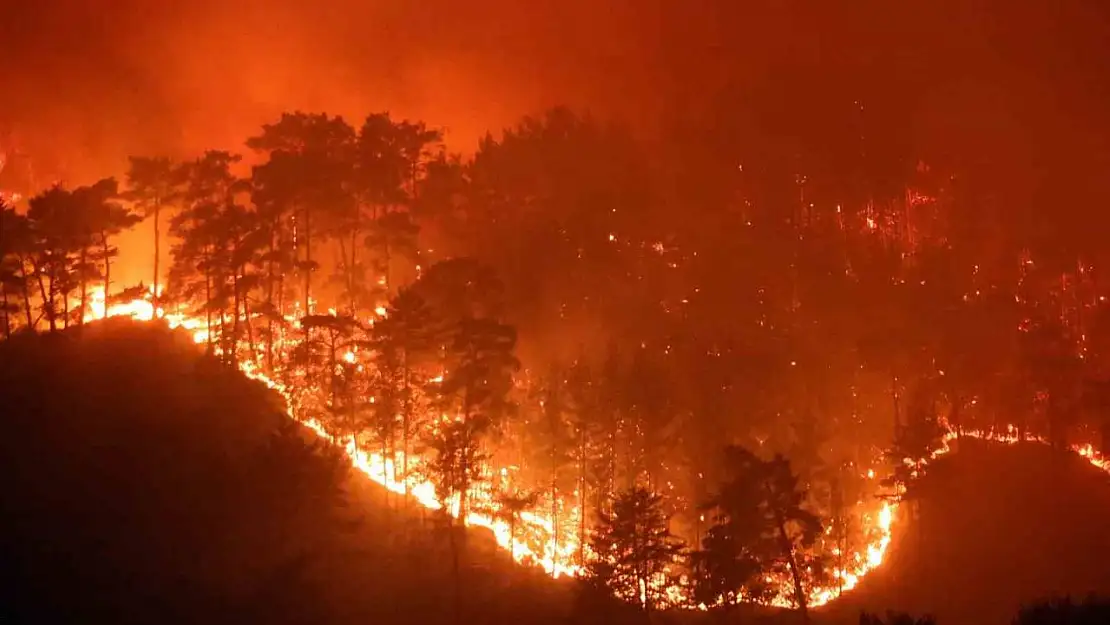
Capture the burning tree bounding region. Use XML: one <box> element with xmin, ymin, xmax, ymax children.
<box><xmin>493</xmin><ymin>487</ymin><xmax>540</xmax><ymax>559</ymax></box>
<box><xmin>437</xmin><ymin>316</ymin><xmax>519</xmax><ymax>521</ymax></box>
<box><xmin>697</xmin><ymin>446</ymin><xmax>826</xmax><ymax>620</ymax></box>
<box><xmin>372</xmin><ymin>286</ymin><xmax>438</xmax><ymax>503</ymax></box>
<box><xmin>524</xmin><ymin>365</ymin><xmax>577</xmax><ymax>566</ymax></box>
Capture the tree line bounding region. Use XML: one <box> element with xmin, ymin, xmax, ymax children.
<box><xmin>3</xmin><ymin>104</ymin><xmax>1110</xmax><ymax>619</ymax></box>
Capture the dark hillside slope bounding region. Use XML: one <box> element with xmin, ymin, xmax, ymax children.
<box><xmin>820</xmin><ymin>441</ymin><xmax>1110</xmax><ymax>625</ymax></box>
<box><xmin>0</xmin><ymin>320</ymin><xmax>612</xmax><ymax>625</ymax></box>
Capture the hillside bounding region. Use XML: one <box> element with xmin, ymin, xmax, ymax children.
<box><xmin>820</xmin><ymin>440</ymin><xmax>1110</xmax><ymax>625</ymax></box>
<box><xmin>0</xmin><ymin>320</ymin><xmax>624</xmax><ymax>625</ymax></box>
<box><xmin>9</xmin><ymin>321</ymin><xmax>1110</xmax><ymax>625</ymax></box>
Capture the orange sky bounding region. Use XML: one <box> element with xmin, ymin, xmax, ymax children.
<box><xmin>3</xmin><ymin>0</ymin><xmax>1110</xmax><ymax>286</ymax></box>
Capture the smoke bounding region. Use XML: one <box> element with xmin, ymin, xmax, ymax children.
<box><xmin>3</xmin><ymin>0</ymin><xmax>1110</xmax><ymax>284</ymax></box>
<box><xmin>5</xmin><ymin>1</ymin><xmax>1109</xmax><ymax>177</ymax></box>
<box><xmin>0</xmin><ymin>0</ymin><xmax>669</xmax><ymax>180</ymax></box>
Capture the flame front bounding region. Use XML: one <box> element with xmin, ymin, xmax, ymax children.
<box><xmin>88</xmin><ymin>286</ymin><xmax>1110</xmax><ymax>611</ymax></box>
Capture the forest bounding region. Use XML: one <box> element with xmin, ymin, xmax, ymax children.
<box><xmin>3</xmin><ymin>103</ymin><xmax>1110</xmax><ymax>624</ymax></box>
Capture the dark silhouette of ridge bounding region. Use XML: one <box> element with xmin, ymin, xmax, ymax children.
<box><xmin>820</xmin><ymin>440</ymin><xmax>1110</xmax><ymax>625</ymax></box>
<box><xmin>0</xmin><ymin>320</ymin><xmax>631</xmax><ymax>625</ymax></box>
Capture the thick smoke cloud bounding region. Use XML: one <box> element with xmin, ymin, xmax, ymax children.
<box><xmin>2</xmin><ymin>0</ymin><xmax>1109</xmax><ymax>284</ymax></box>
<box><xmin>1</xmin><ymin>0</ymin><xmax>667</xmax><ymax>179</ymax></box>
<box><xmin>4</xmin><ymin>0</ymin><xmax>1109</xmax><ymax>177</ymax></box>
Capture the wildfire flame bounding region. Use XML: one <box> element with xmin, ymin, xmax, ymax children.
<box><xmin>85</xmin><ymin>285</ymin><xmax>1110</xmax><ymax>611</ymax></box>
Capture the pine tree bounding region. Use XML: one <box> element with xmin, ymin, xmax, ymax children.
<box><xmin>699</xmin><ymin>446</ymin><xmax>826</xmax><ymax>620</ymax></box>
<box><xmin>373</xmin><ymin>286</ymin><xmax>436</xmax><ymax>503</ymax></box>
<box><xmin>526</xmin><ymin>365</ymin><xmax>576</xmax><ymax>571</ymax></box>
<box><xmin>0</xmin><ymin>202</ymin><xmax>33</xmax><ymax>335</ymax></box>
<box><xmin>493</xmin><ymin>487</ymin><xmax>539</xmax><ymax>560</ymax></box>
<box><xmin>247</xmin><ymin>112</ymin><xmax>356</xmax><ymax>316</ymax></box>
<box><xmin>125</xmin><ymin>156</ymin><xmax>183</xmax><ymax>313</ymax></box>
<box><xmin>437</xmin><ymin>316</ymin><xmax>519</xmax><ymax>521</ymax></box>
<box><xmin>884</xmin><ymin>385</ymin><xmax>946</xmax><ymax>497</ymax></box>
<box><xmin>586</xmin><ymin>486</ymin><xmax>685</xmax><ymax>616</ymax></box>
<box><xmin>169</xmin><ymin>151</ymin><xmax>244</xmax><ymax>354</ymax></box>
<box><xmin>82</xmin><ymin>179</ymin><xmax>141</xmax><ymax>322</ymax></box>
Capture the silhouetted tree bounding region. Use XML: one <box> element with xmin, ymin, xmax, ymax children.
<box><xmin>168</xmin><ymin>151</ymin><xmax>246</xmax><ymax>352</ymax></box>
<box><xmin>885</xmin><ymin>386</ymin><xmax>947</xmax><ymax>498</ymax></box>
<box><xmin>526</xmin><ymin>365</ymin><xmax>576</xmax><ymax>568</ymax></box>
<box><xmin>373</xmin><ymin>286</ymin><xmax>437</xmax><ymax>502</ymax></box>
<box><xmin>699</xmin><ymin>446</ymin><xmax>825</xmax><ymax>620</ymax></box>
<box><xmin>247</xmin><ymin>112</ymin><xmax>355</xmax><ymax>315</ymax></box>
<box><xmin>494</xmin><ymin>487</ymin><xmax>539</xmax><ymax>560</ymax></box>
<box><xmin>0</xmin><ymin>202</ymin><xmax>32</xmax><ymax>334</ymax></box>
<box><xmin>299</xmin><ymin>314</ymin><xmax>360</xmax><ymax>414</ymax></box>
<box><xmin>586</xmin><ymin>486</ymin><xmax>685</xmax><ymax>617</ymax></box>
<box><xmin>438</xmin><ymin>316</ymin><xmax>519</xmax><ymax>520</ymax></box>
<box><xmin>125</xmin><ymin>156</ymin><xmax>182</xmax><ymax>312</ymax></box>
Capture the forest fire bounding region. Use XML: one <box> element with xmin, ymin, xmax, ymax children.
<box><xmin>6</xmin><ymin>93</ymin><xmax>1110</xmax><ymax>621</ymax></box>
<box><xmin>74</xmin><ymin>284</ymin><xmax>900</xmax><ymax>608</ymax></box>
<box><xmin>75</xmin><ymin>283</ymin><xmax>1110</xmax><ymax>611</ymax></box>
<box><xmin>85</xmin><ymin>285</ymin><xmax>587</xmax><ymax>578</ymax></box>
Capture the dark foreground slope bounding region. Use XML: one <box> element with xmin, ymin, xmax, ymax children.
<box><xmin>0</xmin><ymin>320</ymin><xmax>629</xmax><ymax>625</ymax></box>
<box><xmin>820</xmin><ymin>440</ymin><xmax>1110</xmax><ymax>625</ymax></box>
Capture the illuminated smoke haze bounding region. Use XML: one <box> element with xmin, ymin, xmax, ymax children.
<box><xmin>3</xmin><ymin>0</ymin><xmax>1110</xmax><ymax>284</ymax></box>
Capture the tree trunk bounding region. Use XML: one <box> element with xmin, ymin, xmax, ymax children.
<box><xmin>388</xmin><ymin>417</ymin><xmax>398</xmax><ymax>493</ymax></box>
<box><xmin>641</xmin><ymin>566</ymin><xmax>653</xmax><ymax>622</ymax></box>
<box><xmin>766</xmin><ymin>478</ymin><xmax>809</xmax><ymax>624</ymax></box>
<box><xmin>382</xmin><ymin>436</ymin><xmax>392</xmax><ymax>510</ymax></box>
<box><xmin>337</xmin><ymin>234</ymin><xmax>352</xmax><ymax>314</ymax></box>
<box><xmin>384</xmin><ymin>238</ymin><xmax>392</xmax><ymax>298</ymax></box>
<box><xmin>62</xmin><ymin>280</ymin><xmax>70</xmax><ymax>329</ymax></box>
<box><xmin>578</xmin><ymin>432</ymin><xmax>588</xmax><ymax>567</ymax></box>
<box><xmin>458</xmin><ymin>387</ymin><xmax>472</xmax><ymax>525</ymax></box>
<box><xmin>18</xmin><ymin>256</ymin><xmax>33</xmax><ymax>329</ymax></box>
<box><xmin>328</xmin><ymin>333</ymin><xmax>339</xmax><ymax>407</ymax></box>
<box><xmin>551</xmin><ymin>476</ymin><xmax>559</xmax><ymax>565</ymax></box>
<box><xmin>101</xmin><ymin>233</ymin><xmax>111</xmax><ymax>318</ymax></box>
<box><xmin>509</xmin><ymin>516</ymin><xmax>517</xmax><ymax>559</ymax></box>
<box><xmin>78</xmin><ymin>247</ymin><xmax>88</xmax><ymax>326</ymax></box>
<box><xmin>218</xmin><ymin>305</ymin><xmax>227</xmax><ymax>364</ymax></box>
<box><xmin>1</xmin><ymin>281</ymin><xmax>9</xmax><ymax>339</ymax></box>
<box><xmin>232</xmin><ymin>269</ymin><xmax>241</xmax><ymax>355</ymax></box>
<box><xmin>204</xmin><ymin>265</ymin><xmax>213</xmax><ymax>354</ymax></box>
<box><xmin>349</xmin><ymin>226</ymin><xmax>359</xmax><ymax>312</ymax></box>
<box><xmin>891</xmin><ymin>371</ymin><xmax>900</xmax><ymax>437</ymax></box>
<box><xmin>777</xmin><ymin>517</ymin><xmax>809</xmax><ymax>623</ymax></box>
<box><xmin>303</xmin><ymin>206</ymin><xmax>312</xmax><ymax>315</ymax></box>
<box><xmin>402</xmin><ymin>349</ymin><xmax>412</xmax><ymax>508</ymax></box>
<box><xmin>244</xmin><ymin>288</ymin><xmax>255</xmax><ymax>357</ymax></box>
<box><xmin>153</xmin><ymin>202</ymin><xmax>160</xmax><ymax>315</ymax></box>
<box><xmin>34</xmin><ymin>259</ymin><xmax>53</xmax><ymax>332</ymax></box>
